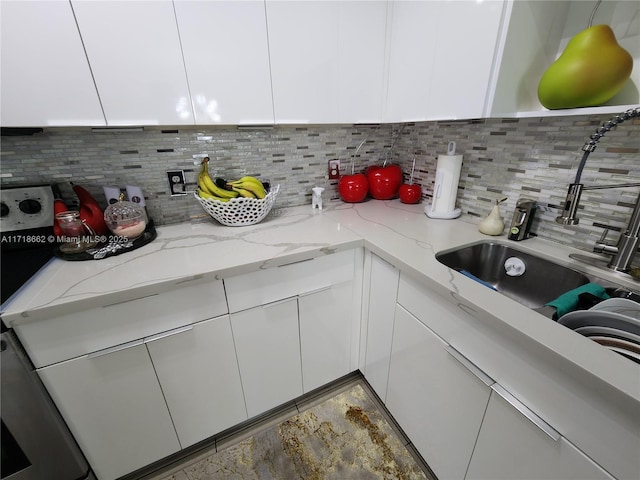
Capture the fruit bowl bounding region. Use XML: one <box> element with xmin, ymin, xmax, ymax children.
<box><xmin>195</xmin><ymin>184</ymin><xmax>280</xmax><ymax>226</ymax></box>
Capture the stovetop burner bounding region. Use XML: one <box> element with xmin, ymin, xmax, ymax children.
<box><xmin>1</xmin><ymin>184</ymin><xmax>56</xmax><ymax>306</ymax></box>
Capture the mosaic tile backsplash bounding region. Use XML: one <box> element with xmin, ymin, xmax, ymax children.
<box><xmin>1</xmin><ymin>112</ymin><xmax>638</xmax><ymax>255</ymax></box>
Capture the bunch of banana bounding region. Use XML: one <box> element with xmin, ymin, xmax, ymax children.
<box><xmin>196</xmin><ymin>157</ymin><xmax>239</xmax><ymax>202</ymax></box>
<box><xmin>226</xmin><ymin>176</ymin><xmax>267</xmax><ymax>199</ymax></box>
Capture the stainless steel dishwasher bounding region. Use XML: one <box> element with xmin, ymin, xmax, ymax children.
<box><xmin>1</xmin><ymin>326</ymin><xmax>94</xmax><ymax>480</ymax></box>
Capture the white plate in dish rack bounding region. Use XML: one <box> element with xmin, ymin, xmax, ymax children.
<box><xmin>574</xmin><ymin>325</ymin><xmax>640</xmax><ymax>346</ymax></box>
<box><xmin>589</xmin><ymin>298</ymin><xmax>640</xmax><ymax>320</ymax></box>
<box><xmin>586</xmin><ymin>335</ymin><xmax>640</xmax><ymax>355</ymax></box>
<box><xmin>558</xmin><ymin>310</ymin><xmax>640</xmax><ymax>337</ymax></box>
<box><xmin>606</xmin><ymin>347</ymin><xmax>640</xmax><ymax>364</ymax></box>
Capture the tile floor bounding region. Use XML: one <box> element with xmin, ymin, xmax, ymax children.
<box><xmin>130</xmin><ymin>372</ymin><xmax>434</xmax><ymax>480</ymax></box>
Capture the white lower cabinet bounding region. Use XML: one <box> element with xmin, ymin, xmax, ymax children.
<box><xmin>393</xmin><ymin>273</ymin><xmax>621</xmax><ymax>480</ymax></box>
<box><xmin>226</xmin><ymin>250</ymin><xmax>360</xmax><ymax>416</ymax></box>
<box><xmin>230</xmin><ymin>298</ymin><xmax>303</xmax><ymax>418</ymax></box>
<box><xmin>231</xmin><ymin>283</ymin><xmax>355</xmax><ymax>418</ymax></box>
<box><xmin>26</xmin><ymin>252</ymin><xmax>359</xmax><ymax>479</ymax></box>
<box><xmin>38</xmin><ymin>343</ymin><xmax>181</xmax><ymax>480</ymax></box>
<box><xmin>145</xmin><ymin>317</ymin><xmax>247</xmax><ymax>449</ymax></box>
<box><xmin>386</xmin><ymin>300</ymin><xmax>615</xmax><ymax>480</ymax></box>
<box><xmin>299</xmin><ymin>282</ymin><xmax>353</xmax><ymax>393</ymax></box>
<box><xmin>386</xmin><ymin>304</ymin><xmax>492</xmax><ymax>480</ymax></box>
<box><xmin>362</xmin><ymin>253</ymin><xmax>400</xmax><ymax>402</ymax></box>
<box><xmin>39</xmin><ymin>314</ymin><xmax>248</xmax><ymax>480</ymax></box>
<box><xmin>467</xmin><ymin>389</ymin><xmax>614</xmax><ymax>480</ymax></box>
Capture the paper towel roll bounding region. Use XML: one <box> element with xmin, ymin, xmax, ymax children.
<box><xmin>425</xmin><ymin>141</ymin><xmax>463</xmax><ymax>219</ymax></box>
<box><xmin>431</xmin><ymin>153</ymin><xmax>463</xmax><ymax>214</ymax></box>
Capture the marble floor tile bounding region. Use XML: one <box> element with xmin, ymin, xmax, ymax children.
<box><xmin>141</xmin><ymin>376</ymin><xmax>432</xmax><ymax>480</ymax></box>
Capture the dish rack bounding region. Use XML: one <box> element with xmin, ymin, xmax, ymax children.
<box><xmin>195</xmin><ymin>184</ymin><xmax>280</xmax><ymax>226</ymax></box>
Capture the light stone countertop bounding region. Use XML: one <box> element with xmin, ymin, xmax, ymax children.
<box><xmin>2</xmin><ymin>199</ymin><xmax>639</xmax><ymax>402</ymax></box>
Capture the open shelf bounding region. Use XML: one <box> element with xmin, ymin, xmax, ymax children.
<box><xmin>487</xmin><ymin>0</ymin><xmax>639</xmax><ymax>118</ymax></box>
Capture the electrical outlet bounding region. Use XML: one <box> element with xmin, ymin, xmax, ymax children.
<box><xmin>167</xmin><ymin>170</ymin><xmax>187</xmax><ymax>196</ymax></box>
<box><xmin>328</xmin><ymin>159</ymin><xmax>340</xmax><ymax>180</ymax></box>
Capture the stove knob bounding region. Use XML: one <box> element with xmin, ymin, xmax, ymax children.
<box><xmin>18</xmin><ymin>198</ymin><xmax>41</xmax><ymax>215</ymax></box>
<box><xmin>0</xmin><ymin>202</ymin><xmax>8</xmax><ymax>217</ymax></box>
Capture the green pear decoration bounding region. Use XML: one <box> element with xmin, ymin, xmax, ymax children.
<box><xmin>537</xmin><ymin>24</ymin><xmax>633</xmax><ymax>110</ymax></box>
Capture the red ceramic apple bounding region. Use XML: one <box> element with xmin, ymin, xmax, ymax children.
<box><xmin>366</xmin><ymin>164</ymin><xmax>402</xmax><ymax>200</ymax></box>
<box><xmin>399</xmin><ymin>183</ymin><xmax>422</xmax><ymax>204</ymax></box>
<box><xmin>338</xmin><ymin>173</ymin><xmax>369</xmax><ymax>203</ymax></box>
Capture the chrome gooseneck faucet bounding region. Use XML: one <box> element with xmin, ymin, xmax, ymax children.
<box><xmin>556</xmin><ymin>107</ymin><xmax>640</xmax><ymax>273</ymax></box>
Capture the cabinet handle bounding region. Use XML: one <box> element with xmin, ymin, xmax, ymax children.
<box><xmin>144</xmin><ymin>325</ymin><xmax>193</xmax><ymax>343</ymax></box>
<box><xmin>299</xmin><ymin>285</ymin><xmax>331</xmax><ymax>297</ymax></box>
<box><xmin>100</xmin><ymin>293</ymin><xmax>159</xmax><ymax>308</ymax></box>
<box><xmin>261</xmin><ymin>297</ymin><xmax>295</xmax><ymax>309</ymax></box>
<box><xmin>445</xmin><ymin>345</ymin><xmax>494</xmax><ymax>387</ymax></box>
<box><xmin>277</xmin><ymin>257</ymin><xmax>314</xmax><ymax>268</ymax></box>
<box><xmin>88</xmin><ymin>339</ymin><xmax>144</xmax><ymax>358</ymax></box>
<box><xmin>491</xmin><ymin>383</ymin><xmax>561</xmax><ymax>441</ymax></box>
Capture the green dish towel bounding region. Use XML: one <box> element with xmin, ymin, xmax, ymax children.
<box><xmin>545</xmin><ymin>283</ymin><xmax>610</xmax><ymax>318</ymax></box>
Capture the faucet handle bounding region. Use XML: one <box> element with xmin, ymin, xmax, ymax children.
<box><xmin>594</xmin><ymin>228</ymin><xmax>619</xmax><ymax>256</ymax></box>
<box><xmin>598</xmin><ymin>228</ymin><xmax>610</xmax><ymax>244</ymax></box>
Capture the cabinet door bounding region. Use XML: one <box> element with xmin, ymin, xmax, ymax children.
<box><xmin>224</xmin><ymin>250</ymin><xmax>356</xmax><ymax>313</ymax></box>
<box><xmin>299</xmin><ymin>282</ymin><xmax>353</xmax><ymax>393</ymax></box>
<box><xmin>336</xmin><ymin>1</ymin><xmax>388</xmax><ymax>123</ymax></box>
<box><xmin>38</xmin><ymin>343</ymin><xmax>180</xmax><ymax>480</ymax></box>
<box><xmin>0</xmin><ymin>0</ymin><xmax>104</xmax><ymax>127</ymax></box>
<box><xmin>363</xmin><ymin>253</ymin><xmax>399</xmax><ymax>402</ymax></box>
<box><xmin>466</xmin><ymin>389</ymin><xmax>615</xmax><ymax>480</ymax></box>
<box><xmin>71</xmin><ymin>0</ymin><xmax>193</xmax><ymax>125</ymax></box>
<box><xmin>384</xmin><ymin>0</ymin><xmax>504</xmax><ymax>122</ymax></box>
<box><xmin>231</xmin><ymin>298</ymin><xmax>303</xmax><ymax>417</ymax></box>
<box><xmin>173</xmin><ymin>0</ymin><xmax>274</xmax><ymax>125</ymax></box>
<box><xmin>386</xmin><ymin>305</ymin><xmax>491</xmax><ymax>480</ymax></box>
<box><xmin>146</xmin><ymin>317</ymin><xmax>247</xmax><ymax>449</ymax></box>
<box><xmin>266</xmin><ymin>0</ymin><xmax>387</xmax><ymax>123</ymax></box>
<box><xmin>16</xmin><ymin>278</ymin><xmax>227</xmax><ymax>369</ymax></box>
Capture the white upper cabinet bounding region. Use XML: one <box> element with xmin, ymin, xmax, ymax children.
<box><xmin>13</xmin><ymin>0</ymin><xmax>634</xmax><ymax>126</ymax></box>
<box><xmin>0</xmin><ymin>0</ymin><xmax>105</xmax><ymax>127</ymax></box>
<box><xmin>173</xmin><ymin>1</ymin><xmax>274</xmax><ymax>125</ymax></box>
<box><xmin>337</xmin><ymin>1</ymin><xmax>388</xmax><ymax>124</ymax></box>
<box><xmin>384</xmin><ymin>0</ymin><xmax>505</xmax><ymax>122</ymax></box>
<box><xmin>266</xmin><ymin>0</ymin><xmax>387</xmax><ymax>124</ymax></box>
<box><xmin>487</xmin><ymin>0</ymin><xmax>640</xmax><ymax>118</ymax></box>
<box><xmin>71</xmin><ymin>0</ymin><xmax>194</xmax><ymax>126</ymax></box>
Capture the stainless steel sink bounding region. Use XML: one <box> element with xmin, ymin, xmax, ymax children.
<box><xmin>437</xmin><ymin>241</ymin><xmax>640</xmax><ymax>365</ymax></box>
<box><xmin>436</xmin><ymin>241</ymin><xmax>591</xmax><ymax>310</ymax></box>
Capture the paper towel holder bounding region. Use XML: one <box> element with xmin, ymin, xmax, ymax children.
<box><xmin>426</xmin><ymin>207</ymin><xmax>462</xmax><ymax>219</ymax></box>
<box><xmin>425</xmin><ymin>141</ymin><xmax>462</xmax><ymax>219</ymax></box>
